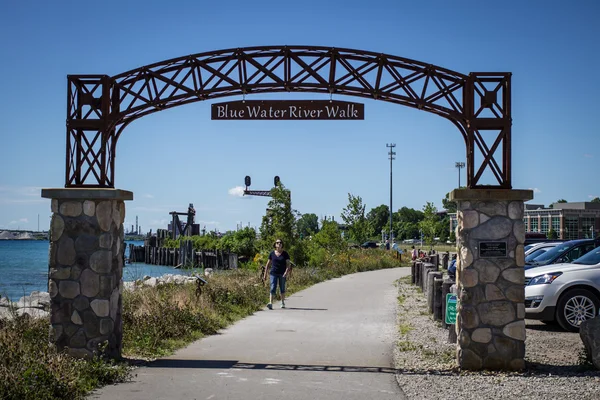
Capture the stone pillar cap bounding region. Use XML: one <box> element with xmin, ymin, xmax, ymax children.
<box><xmin>450</xmin><ymin>188</ymin><xmax>533</xmax><ymax>202</ymax></box>
<box><xmin>41</xmin><ymin>188</ymin><xmax>133</xmax><ymax>201</ymax></box>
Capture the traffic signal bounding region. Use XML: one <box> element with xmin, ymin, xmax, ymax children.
<box><xmin>245</xmin><ymin>175</ymin><xmax>251</xmax><ymax>187</ymax></box>
<box><xmin>274</xmin><ymin>176</ymin><xmax>280</xmax><ymax>187</ymax></box>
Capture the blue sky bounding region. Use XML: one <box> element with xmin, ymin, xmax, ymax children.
<box><xmin>0</xmin><ymin>0</ymin><xmax>598</xmax><ymax>233</ymax></box>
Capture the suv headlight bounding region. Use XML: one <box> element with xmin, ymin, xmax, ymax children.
<box><xmin>528</xmin><ymin>272</ymin><xmax>562</xmax><ymax>286</ymax></box>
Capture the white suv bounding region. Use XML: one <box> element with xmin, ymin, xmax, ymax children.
<box><xmin>525</xmin><ymin>247</ymin><xmax>600</xmax><ymax>331</ymax></box>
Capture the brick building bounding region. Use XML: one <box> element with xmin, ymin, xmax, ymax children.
<box><xmin>449</xmin><ymin>202</ymin><xmax>600</xmax><ymax>240</ymax></box>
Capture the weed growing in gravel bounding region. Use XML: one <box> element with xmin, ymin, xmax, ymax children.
<box><xmin>399</xmin><ymin>323</ymin><xmax>412</xmax><ymax>335</ymax></box>
<box><xmin>397</xmin><ymin>340</ymin><xmax>418</xmax><ymax>352</ymax></box>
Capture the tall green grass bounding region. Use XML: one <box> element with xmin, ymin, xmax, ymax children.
<box><xmin>0</xmin><ymin>316</ymin><xmax>130</xmax><ymax>400</ymax></box>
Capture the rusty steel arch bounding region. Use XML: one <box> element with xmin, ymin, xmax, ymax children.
<box><xmin>66</xmin><ymin>45</ymin><xmax>512</xmax><ymax>188</ymax></box>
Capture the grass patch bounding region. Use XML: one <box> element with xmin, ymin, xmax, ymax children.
<box><xmin>1</xmin><ymin>248</ymin><xmax>402</xmax><ymax>398</ymax></box>
<box><xmin>397</xmin><ymin>340</ymin><xmax>418</xmax><ymax>352</ymax></box>
<box><xmin>0</xmin><ymin>316</ymin><xmax>131</xmax><ymax>400</ymax></box>
<box><xmin>397</xmin><ymin>294</ymin><xmax>406</xmax><ymax>305</ymax></box>
<box><xmin>399</xmin><ymin>323</ymin><xmax>412</xmax><ymax>335</ymax></box>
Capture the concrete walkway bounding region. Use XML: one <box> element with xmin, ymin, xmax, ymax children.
<box><xmin>91</xmin><ymin>267</ymin><xmax>409</xmax><ymax>400</ymax></box>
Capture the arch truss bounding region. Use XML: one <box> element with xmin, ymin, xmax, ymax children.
<box><xmin>65</xmin><ymin>46</ymin><xmax>512</xmax><ymax>189</ymax></box>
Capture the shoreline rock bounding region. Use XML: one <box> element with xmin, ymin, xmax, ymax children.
<box><xmin>1</xmin><ymin>272</ymin><xmax>208</xmax><ymax>320</ymax></box>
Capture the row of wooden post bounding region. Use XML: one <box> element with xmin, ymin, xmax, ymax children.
<box><xmin>411</xmin><ymin>251</ymin><xmax>458</xmax><ymax>343</ymax></box>
<box><xmin>127</xmin><ymin>242</ymin><xmax>238</xmax><ymax>270</ymax></box>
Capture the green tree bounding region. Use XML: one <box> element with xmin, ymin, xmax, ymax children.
<box><xmin>449</xmin><ymin>230</ymin><xmax>456</xmax><ymax>243</ymax></box>
<box><xmin>366</xmin><ymin>204</ymin><xmax>390</xmax><ymax>238</ymax></box>
<box><xmin>418</xmin><ymin>202</ymin><xmax>440</xmax><ymax>246</ymax></box>
<box><xmin>296</xmin><ymin>213</ymin><xmax>319</xmax><ymax>238</ymax></box>
<box><xmin>219</xmin><ymin>227</ymin><xmax>257</xmax><ymax>258</ymax></box>
<box><xmin>340</xmin><ymin>193</ymin><xmax>369</xmax><ymax>244</ymax></box>
<box><xmin>396</xmin><ymin>207</ymin><xmax>424</xmax><ymax>224</ymax></box>
<box><xmin>437</xmin><ymin>215</ymin><xmax>450</xmax><ymax>242</ymax></box>
<box><xmin>547</xmin><ymin>228</ymin><xmax>558</xmax><ymax>240</ymax></box>
<box><xmin>442</xmin><ymin>192</ymin><xmax>457</xmax><ymax>213</ymax></box>
<box><xmin>259</xmin><ymin>183</ymin><xmax>295</xmax><ymax>251</ymax></box>
<box><xmin>392</xmin><ymin>207</ymin><xmax>424</xmax><ymax>240</ymax></box>
<box><xmin>311</xmin><ymin>219</ymin><xmax>346</xmax><ymax>252</ymax></box>
<box><xmin>591</xmin><ymin>197</ymin><xmax>600</xmax><ymax>203</ymax></box>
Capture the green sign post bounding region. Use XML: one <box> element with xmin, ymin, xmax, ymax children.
<box><xmin>445</xmin><ymin>294</ymin><xmax>457</xmax><ymax>325</ymax></box>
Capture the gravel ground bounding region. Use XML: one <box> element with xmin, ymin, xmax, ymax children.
<box><xmin>393</xmin><ymin>276</ymin><xmax>600</xmax><ymax>400</ymax></box>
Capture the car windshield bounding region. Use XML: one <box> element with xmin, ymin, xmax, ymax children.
<box><xmin>525</xmin><ymin>248</ymin><xmax>549</xmax><ymax>262</ymax></box>
<box><xmin>524</xmin><ymin>244</ymin><xmax>536</xmax><ymax>252</ymax></box>
<box><xmin>529</xmin><ymin>243</ymin><xmax>575</xmax><ymax>265</ymax></box>
<box><xmin>573</xmin><ymin>247</ymin><xmax>600</xmax><ymax>265</ymax></box>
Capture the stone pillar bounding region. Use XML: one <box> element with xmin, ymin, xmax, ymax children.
<box><xmin>41</xmin><ymin>188</ymin><xmax>133</xmax><ymax>359</ymax></box>
<box><xmin>450</xmin><ymin>189</ymin><xmax>533</xmax><ymax>371</ymax></box>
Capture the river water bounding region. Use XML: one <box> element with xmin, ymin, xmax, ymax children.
<box><xmin>0</xmin><ymin>240</ymin><xmax>193</xmax><ymax>301</ymax></box>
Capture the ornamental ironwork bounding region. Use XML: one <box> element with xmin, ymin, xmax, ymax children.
<box><xmin>66</xmin><ymin>46</ymin><xmax>512</xmax><ymax>188</ymax></box>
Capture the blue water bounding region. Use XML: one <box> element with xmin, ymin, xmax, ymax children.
<box><xmin>0</xmin><ymin>240</ymin><xmax>194</xmax><ymax>302</ymax></box>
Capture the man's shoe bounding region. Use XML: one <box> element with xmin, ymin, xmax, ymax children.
<box><xmin>281</xmin><ymin>301</ymin><xmax>286</xmax><ymax>309</ymax></box>
<box><xmin>267</xmin><ymin>303</ymin><xmax>272</xmax><ymax>310</ymax></box>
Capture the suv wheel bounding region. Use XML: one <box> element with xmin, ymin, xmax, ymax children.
<box><xmin>556</xmin><ymin>288</ymin><xmax>600</xmax><ymax>332</ymax></box>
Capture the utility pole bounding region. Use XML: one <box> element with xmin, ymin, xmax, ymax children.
<box><xmin>386</xmin><ymin>143</ymin><xmax>396</xmax><ymax>241</ymax></box>
<box><xmin>455</xmin><ymin>161</ymin><xmax>465</xmax><ymax>188</ymax></box>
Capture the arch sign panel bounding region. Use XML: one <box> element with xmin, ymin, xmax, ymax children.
<box><xmin>211</xmin><ymin>100</ymin><xmax>364</xmax><ymax>120</ymax></box>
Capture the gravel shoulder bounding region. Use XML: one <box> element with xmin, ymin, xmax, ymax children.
<box><xmin>393</xmin><ymin>276</ymin><xmax>600</xmax><ymax>400</ymax></box>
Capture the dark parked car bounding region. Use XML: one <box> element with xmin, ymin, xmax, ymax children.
<box><xmin>525</xmin><ymin>239</ymin><xmax>600</xmax><ymax>270</ymax></box>
<box><xmin>361</xmin><ymin>241</ymin><xmax>379</xmax><ymax>249</ymax></box>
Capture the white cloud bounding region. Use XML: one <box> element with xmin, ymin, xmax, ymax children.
<box><xmin>0</xmin><ymin>186</ymin><xmax>47</xmax><ymax>204</ymax></box>
<box><xmin>529</xmin><ymin>188</ymin><xmax>542</xmax><ymax>194</ymax></box>
<box><xmin>584</xmin><ymin>154</ymin><xmax>593</xmax><ymax>158</ymax></box>
<box><xmin>588</xmin><ymin>195</ymin><xmax>598</xmax><ymax>199</ymax></box>
<box><xmin>9</xmin><ymin>218</ymin><xmax>29</xmax><ymax>225</ymax></box>
<box><xmin>143</xmin><ymin>194</ymin><xmax>154</xmax><ymax>199</ymax></box>
<box><xmin>228</xmin><ymin>186</ymin><xmax>247</xmax><ymax>197</ymax></box>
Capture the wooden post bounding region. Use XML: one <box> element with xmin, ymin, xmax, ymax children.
<box><xmin>427</xmin><ymin>271</ymin><xmax>443</xmax><ymax>314</ymax></box>
<box><xmin>433</xmin><ymin>277</ymin><xmax>443</xmax><ymax>321</ymax></box>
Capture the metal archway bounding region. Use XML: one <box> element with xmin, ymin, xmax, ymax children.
<box><xmin>66</xmin><ymin>45</ymin><xmax>512</xmax><ymax>188</ymax></box>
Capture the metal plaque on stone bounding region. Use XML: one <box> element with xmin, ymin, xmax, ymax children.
<box><xmin>479</xmin><ymin>241</ymin><xmax>507</xmax><ymax>258</ymax></box>
<box><xmin>211</xmin><ymin>100</ymin><xmax>364</xmax><ymax>120</ymax></box>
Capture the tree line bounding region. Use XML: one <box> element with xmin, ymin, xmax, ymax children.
<box><xmin>164</xmin><ymin>184</ymin><xmax>454</xmax><ymax>267</ymax></box>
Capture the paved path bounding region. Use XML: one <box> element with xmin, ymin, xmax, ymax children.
<box><xmin>91</xmin><ymin>267</ymin><xmax>409</xmax><ymax>400</ymax></box>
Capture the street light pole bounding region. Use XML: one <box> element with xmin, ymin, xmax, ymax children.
<box><xmin>455</xmin><ymin>162</ymin><xmax>465</xmax><ymax>188</ymax></box>
<box><xmin>387</xmin><ymin>144</ymin><xmax>396</xmax><ymax>242</ymax></box>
